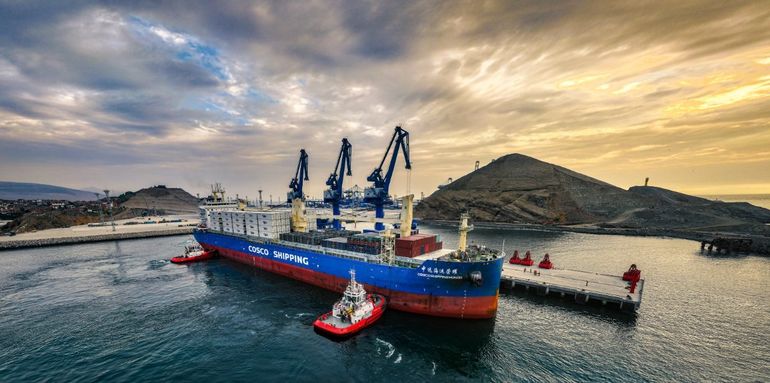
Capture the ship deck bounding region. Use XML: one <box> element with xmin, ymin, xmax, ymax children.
<box><xmin>500</xmin><ymin>263</ymin><xmax>644</xmax><ymax>311</ymax></box>
<box><xmin>411</xmin><ymin>248</ymin><xmax>455</xmax><ymax>261</ymax></box>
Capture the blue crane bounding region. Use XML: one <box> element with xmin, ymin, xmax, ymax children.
<box><xmin>364</xmin><ymin>126</ymin><xmax>411</xmax><ymax>231</ymax></box>
<box><xmin>324</xmin><ymin>138</ymin><xmax>352</xmax><ymax>229</ymax></box>
<box><xmin>287</xmin><ymin>149</ymin><xmax>309</xmax><ymax>202</ymax></box>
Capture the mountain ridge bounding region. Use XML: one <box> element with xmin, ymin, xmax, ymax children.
<box><xmin>415</xmin><ymin>154</ymin><xmax>770</xmax><ymax>233</ymax></box>
<box><xmin>0</xmin><ymin>181</ymin><xmax>97</xmax><ymax>201</ymax></box>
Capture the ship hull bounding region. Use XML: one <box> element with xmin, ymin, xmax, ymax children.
<box><xmin>195</xmin><ymin>230</ymin><xmax>503</xmax><ymax>319</ymax></box>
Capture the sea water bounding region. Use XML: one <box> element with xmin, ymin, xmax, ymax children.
<box><xmin>0</xmin><ymin>226</ymin><xmax>768</xmax><ymax>382</ymax></box>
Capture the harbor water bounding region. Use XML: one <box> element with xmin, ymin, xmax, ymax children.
<box><xmin>1</xmin><ymin>226</ymin><xmax>768</xmax><ymax>382</ymax></box>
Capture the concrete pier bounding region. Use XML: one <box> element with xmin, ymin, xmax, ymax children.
<box><xmin>499</xmin><ymin>263</ymin><xmax>644</xmax><ymax>311</ymax></box>
<box><xmin>0</xmin><ymin>216</ymin><xmax>198</xmax><ymax>250</ymax></box>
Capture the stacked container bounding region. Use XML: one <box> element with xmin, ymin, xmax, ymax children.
<box><xmin>232</xmin><ymin>211</ymin><xmax>246</xmax><ymax>235</ymax></box>
<box><xmin>395</xmin><ymin>234</ymin><xmax>443</xmax><ymax>258</ymax></box>
<box><xmin>346</xmin><ymin>234</ymin><xmax>383</xmax><ymax>255</ymax></box>
<box><xmin>280</xmin><ymin>230</ymin><xmax>359</xmax><ymax>246</ymax></box>
<box><xmin>222</xmin><ymin>211</ymin><xmax>234</xmax><ymax>233</ymax></box>
<box><xmin>246</xmin><ymin>213</ymin><xmax>259</xmax><ymax>237</ymax></box>
<box><xmin>321</xmin><ymin>237</ymin><xmax>349</xmax><ymax>251</ymax></box>
<box><xmin>256</xmin><ymin>210</ymin><xmax>291</xmax><ymax>239</ymax></box>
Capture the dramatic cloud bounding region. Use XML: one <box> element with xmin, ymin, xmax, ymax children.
<box><xmin>1</xmin><ymin>0</ymin><xmax>769</xmax><ymax>198</ymax></box>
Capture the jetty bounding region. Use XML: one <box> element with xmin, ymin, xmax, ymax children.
<box><xmin>499</xmin><ymin>263</ymin><xmax>644</xmax><ymax>312</ymax></box>
<box><xmin>0</xmin><ymin>217</ymin><xmax>198</xmax><ymax>250</ymax></box>
<box><xmin>700</xmin><ymin>236</ymin><xmax>752</xmax><ymax>254</ymax></box>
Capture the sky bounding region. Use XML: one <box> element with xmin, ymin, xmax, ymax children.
<box><xmin>1</xmin><ymin>1</ymin><xmax>769</xmax><ymax>200</ymax></box>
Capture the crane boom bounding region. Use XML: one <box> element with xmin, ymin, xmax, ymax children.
<box><xmin>364</xmin><ymin>126</ymin><xmax>411</xmax><ymax>230</ymax></box>
<box><xmin>287</xmin><ymin>149</ymin><xmax>310</xmax><ymax>232</ymax></box>
<box><xmin>287</xmin><ymin>149</ymin><xmax>309</xmax><ymax>202</ymax></box>
<box><xmin>324</xmin><ymin>138</ymin><xmax>352</xmax><ymax>229</ymax></box>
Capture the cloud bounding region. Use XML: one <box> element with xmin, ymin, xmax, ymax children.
<box><xmin>1</xmin><ymin>0</ymin><xmax>769</xmax><ymax>197</ymax></box>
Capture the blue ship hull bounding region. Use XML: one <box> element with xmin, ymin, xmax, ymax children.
<box><xmin>194</xmin><ymin>230</ymin><xmax>503</xmax><ymax>318</ymax></box>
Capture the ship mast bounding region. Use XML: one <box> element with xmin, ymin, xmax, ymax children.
<box><xmin>399</xmin><ymin>194</ymin><xmax>414</xmax><ymax>238</ymax></box>
<box><xmin>458</xmin><ymin>212</ymin><xmax>474</xmax><ymax>251</ymax></box>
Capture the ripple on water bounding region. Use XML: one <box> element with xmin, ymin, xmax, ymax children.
<box><xmin>0</xmin><ymin>231</ymin><xmax>768</xmax><ymax>382</ymax></box>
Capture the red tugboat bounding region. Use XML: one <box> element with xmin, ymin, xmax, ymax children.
<box><xmin>170</xmin><ymin>244</ymin><xmax>215</xmax><ymax>264</ymax></box>
<box><xmin>313</xmin><ymin>270</ymin><xmax>386</xmax><ymax>338</ymax></box>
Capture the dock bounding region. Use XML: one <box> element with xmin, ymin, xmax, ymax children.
<box><xmin>499</xmin><ymin>263</ymin><xmax>644</xmax><ymax>311</ymax></box>
<box><xmin>0</xmin><ymin>216</ymin><xmax>199</xmax><ymax>250</ymax></box>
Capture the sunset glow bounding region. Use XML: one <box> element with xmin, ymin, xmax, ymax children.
<box><xmin>1</xmin><ymin>1</ymin><xmax>769</xmax><ymax>197</ymax></box>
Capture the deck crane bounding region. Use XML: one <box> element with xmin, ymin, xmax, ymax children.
<box><xmin>323</xmin><ymin>138</ymin><xmax>352</xmax><ymax>230</ymax></box>
<box><xmin>287</xmin><ymin>149</ymin><xmax>309</xmax><ymax>232</ymax></box>
<box><xmin>364</xmin><ymin>126</ymin><xmax>411</xmax><ymax>231</ymax></box>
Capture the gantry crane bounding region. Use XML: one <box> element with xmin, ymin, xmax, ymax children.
<box><xmin>287</xmin><ymin>149</ymin><xmax>309</xmax><ymax>232</ymax></box>
<box><xmin>323</xmin><ymin>138</ymin><xmax>352</xmax><ymax>230</ymax></box>
<box><xmin>364</xmin><ymin>126</ymin><xmax>411</xmax><ymax>231</ymax></box>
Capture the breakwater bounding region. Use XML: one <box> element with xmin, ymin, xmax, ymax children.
<box><xmin>0</xmin><ymin>227</ymin><xmax>194</xmax><ymax>250</ymax></box>
<box><xmin>422</xmin><ymin>220</ymin><xmax>770</xmax><ymax>255</ymax></box>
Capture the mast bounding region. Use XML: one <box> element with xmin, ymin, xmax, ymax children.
<box><xmin>458</xmin><ymin>212</ymin><xmax>473</xmax><ymax>251</ymax></box>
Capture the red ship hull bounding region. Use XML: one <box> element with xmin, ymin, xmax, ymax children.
<box><xmin>313</xmin><ymin>294</ymin><xmax>386</xmax><ymax>337</ymax></box>
<box><xmin>170</xmin><ymin>250</ymin><xmax>216</xmax><ymax>264</ymax></box>
<box><xmin>206</xmin><ymin>244</ymin><xmax>499</xmax><ymax>319</ymax></box>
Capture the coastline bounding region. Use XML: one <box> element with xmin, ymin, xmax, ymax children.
<box><xmin>0</xmin><ymin>226</ymin><xmax>195</xmax><ymax>250</ymax></box>
<box><xmin>421</xmin><ymin>220</ymin><xmax>770</xmax><ymax>256</ymax></box>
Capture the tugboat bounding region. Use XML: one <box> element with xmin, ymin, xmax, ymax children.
<box><xmin>313</xmin><ymin>270</ymin><xmax>386</xmax><ymax>338</ymax></box>
<box><xmin>170</xmin><ymin>244</ymin><xmax>215</xmax><ymax>264</ymax></box>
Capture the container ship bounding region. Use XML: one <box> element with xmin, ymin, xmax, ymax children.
<box><xmin>194</xmin><ymin>127</ymin><xmax>505</xmax><ymax>319</ymax></box>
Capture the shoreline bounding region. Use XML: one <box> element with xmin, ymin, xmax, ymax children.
<box><xmin>0</xmin><ymin>226</ymin><xmax>195</xmax><ymax>250</ymax></box>
<box><xmin>420</xmin><ymin>220</ymin><xmax>770</xmax><ymax>256</ymax></box>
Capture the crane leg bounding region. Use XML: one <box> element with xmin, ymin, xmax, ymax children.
<box><xmin>332</xmin><ymin>203</ymin><xmax>341</xmax><ymax>230</ymax></box>
<box><xmin>374</xmin><ymin>204</ymin><xmax>385</xmax><ymax>231</ymax></box>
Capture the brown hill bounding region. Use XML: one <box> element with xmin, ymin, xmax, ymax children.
<box><xmin>3</xmin><ymin>209</ymin><xmax>100</xmax><ymax>233</ymax></box>
<box><xmin>117</xmin><ymin>186</ymin><xmax>199</xmax><ymax>217</ymax></box>
<box><xmin>415</xmin><ymin>154</ymin><xmax>770</xmax><ymax>232</ymax></box>
<box><xmin>2</xmin><ymin>186</ymin><xmax>200</xmax><ymax>233</ymax></box>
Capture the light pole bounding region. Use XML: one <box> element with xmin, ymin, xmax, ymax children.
<box><xmin>95</xmin><ymin>193</ymin><xmax>104</xmax><ymax>225</ymax></box>
<box><xmin>104</xmin><ymin>189</ymin><xmax>115</xmax><ymax>232</ymax></box>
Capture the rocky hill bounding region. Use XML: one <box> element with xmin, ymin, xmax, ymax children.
<box><xmin>2</xmin><ymin>185</ymin><xmax>199</xmax><ymax>233</ymax></box>
<box><xmin>116</xmin><ymin>185</ymin><xmax>199</xmax><ymax>218</ymax></box>
<box><xmin>3</xmin><ymin>209</ymin><xmax>101</xmax><ymax>233</ymax></box>
<box><xmin>0</xmin><ymin>181</ymin><xmax>96</xmax><ymax>201</ymax></box>
<box><xmin>415</xmin><ymin>154</ymin><xmax>770</xmax><ymax>233</ymax></box>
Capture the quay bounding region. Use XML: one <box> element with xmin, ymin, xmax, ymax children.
<box><xmin>0</xmin><ymin>216</ymin><xmax>198</xmax><ymax>250</ymax></box>
<box><xmin>499</xmin><ymin>263</ymin><xmax>644</xmax><ymax>311</ymax></box>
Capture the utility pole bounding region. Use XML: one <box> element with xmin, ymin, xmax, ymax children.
<box><xmin>104</xmin><ymin>189</ymin><xmax>115</xmax><ymax>232</ymax></box>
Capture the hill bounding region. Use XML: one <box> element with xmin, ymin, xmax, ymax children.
<box><xmin>116</xmin><ymin>185</ymin><xmax>199</xmax><ymax>218</ymax></box>
<box><xmin>0</xmin><ymin>181</ymin><xmax>97</xmax><ymax>201</ymax></box>
<box><xmin>415</xmin><ymin>154</ymin><xmax>770</xmax><ymax>233</ymax></box>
